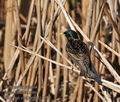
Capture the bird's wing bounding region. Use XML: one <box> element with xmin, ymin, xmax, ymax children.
<box><xmin>67</xmin><ymin>51</ymin><xmax>89</xmax><ymax>73</ymax></box>
<box><xmin>67</xmin><ymin>51</ymin><xmax>102</xmax><ymax>84</ymax></box>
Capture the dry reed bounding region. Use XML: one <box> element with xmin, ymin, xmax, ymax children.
<box><xmin>0</xmin><ymin>0</ymin><xmax>120</xmax><ymax>102</ymax></box>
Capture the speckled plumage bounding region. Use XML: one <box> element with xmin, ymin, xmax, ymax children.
<box><xmin>64</xmin><ymin>29</ymin><xmax>102</xmax><ymax>84</ymax></box>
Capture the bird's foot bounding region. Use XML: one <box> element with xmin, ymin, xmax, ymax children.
<box><xmin>87</xmin><ymin>41</ymin><xmax>94</xmax><ymax>53</ymax></box>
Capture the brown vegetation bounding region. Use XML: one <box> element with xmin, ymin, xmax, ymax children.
<box><xmin>0</xmin><ymin>0</ymin><xmax>120</xmax><ymax>102</ymax></box>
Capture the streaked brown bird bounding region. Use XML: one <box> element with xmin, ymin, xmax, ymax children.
<box><xmin>64</xmin><ymin>29</ymin><xmax>102</xmax><ymax>84</ymax></box>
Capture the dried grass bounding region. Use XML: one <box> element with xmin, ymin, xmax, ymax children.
<box><xmin>0</xmin><ymin>0</ymin><xmax>120</xmax><ymax>102</ymax></box>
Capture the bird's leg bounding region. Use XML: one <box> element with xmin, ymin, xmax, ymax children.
<box><xmin>87</xmin><ymin>42</ymin><xmax>103</xmax><ymax>65</ymax></box>
<box><xmin>87</xmin><ymin>41</ymin><xmax>102</xmax><ymax>61</ymax></box>
<box><xmin>94</xmin><ymin>54</ymin><xmax>105</xmax><ymax>65</ymax></box>
<box><xmin>71</xmin><ymin>63</ymin><xmax>76</xmax><ymax>74</ymax></box>
<box><xmin>87</xmin><ymin>41</ymin><xmax>94</xmax><ymax>54</ymax></box>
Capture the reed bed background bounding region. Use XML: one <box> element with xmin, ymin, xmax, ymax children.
<box><xmin>0</xmin><ymin>0</ymin><xmax>120</xmax><ymax>102</ymax></box>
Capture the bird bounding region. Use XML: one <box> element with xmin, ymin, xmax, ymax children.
<box><xmin>64</xmin><ymin>29</ymin><xmax>102</xmax><ymax>84</ymax></box>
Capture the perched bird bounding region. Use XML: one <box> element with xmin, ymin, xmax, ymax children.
<box><xmin>64</xmin><ymin>29</ymin><xmax>102</xmax><ymax>84</ymax></box>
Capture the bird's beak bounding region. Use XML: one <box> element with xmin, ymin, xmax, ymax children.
<box><xmin>63</xmin><ymin>31</ymin><xmax>68</xmax><ymax>36</ymax></box>
<box><xmin>60</xmin><ymin>32</ymin><xmax>64</xmax><ymax>36</ymax></box>
<box><xmin>60</xmin><ymin>32</ymin><xmax>67</xmax><ymax>40</ymax></box>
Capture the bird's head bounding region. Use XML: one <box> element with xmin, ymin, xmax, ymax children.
<box><xmin>64</xmin><ymin>29</ymin><xmax>83</xmax><ymax>41</ymax></box>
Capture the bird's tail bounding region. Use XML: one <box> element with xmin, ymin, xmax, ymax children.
<box><xmin>91</xmin><ymin>74</ymin><xmax>102</xmax><ymax>84</ymax></box>
<box><xmin>89</xmin><ymin>64</ymin><xmax>102</xmax><ymax>84</ymax></box>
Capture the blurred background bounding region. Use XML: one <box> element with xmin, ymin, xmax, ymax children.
<box><xmin>0</xmin><ymin>0</ymin><xmax>120</xmax><ymax>102</ymax></box>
